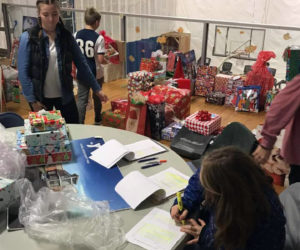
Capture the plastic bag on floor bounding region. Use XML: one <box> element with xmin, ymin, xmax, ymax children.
<box><xmin>0</xmin><ymin>124</ymin><xmax>25</xmax><ymax>179</ymax></box>
<box><xmin>17</xmin><ymin>179</ymin><xmax>125</xmax><ymax>250</ymax></box>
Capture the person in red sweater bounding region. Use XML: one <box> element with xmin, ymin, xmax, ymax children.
<box><xmin>253</xmin><ymin>75</ymin><xmax>300</xmax><ymax>184</ymax></box>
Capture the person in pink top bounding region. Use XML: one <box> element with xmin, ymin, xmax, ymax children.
<box><xmin>253</xmin><ymin>75</ymin><xmax>300</xmax><ymax>184</ymax></box>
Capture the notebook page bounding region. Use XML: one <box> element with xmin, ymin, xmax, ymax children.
<box><xmin>126</xmin><ymin>208</ymin><xmax>185</xmax><ymax>250</ymax></box>
<box><xmin>124</xmin><ymin>139</ymin><xmax>166</xmax><ymax>160</ymax></box>
<box><xmin>89</xmin><ymin>139</ymin><xmax>134</xmax><ymax>168</ymax></box>
<box><xmin>115</xmin><ymin>171</ymin><xmax>165</xmax><ymax>209</ymax></box>
<box><xmin>149</xmin><ymin>167</ymin><xmax>189</xmax><ymax>197</ymax></box>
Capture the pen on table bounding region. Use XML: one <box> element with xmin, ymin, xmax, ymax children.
<box><xmin>138</xmin><ymin>157</ymin><xmax>158</xmax><ymax>163</ymax></box>
<box><xmin>176</xmin><ymin>191</ymin><xmax>185</xmax><ymax>225</ymax></box>
<box><xmin>141</xmin><ymin>162</ymin><xmax>161</xmax><ymax>169</ymax></box>
<box><xmin>145</xmin><ymin>160</ymin><xmax>167</xmax><ymax>164</ymax></box>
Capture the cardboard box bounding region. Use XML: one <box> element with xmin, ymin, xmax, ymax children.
<box><xmin>160</xmin><ymin>32</ymin><xmax>191</xmax><ymax>54</ymax></box>
<box><xmin>103</xmin><ymin>62</ymin><xmax>125</xmax><ymax>83</ymax></box>
<box><xmin>115</xmin><ymin>40</ymin><xmax>126</xmax><ymax>63</ymax></box>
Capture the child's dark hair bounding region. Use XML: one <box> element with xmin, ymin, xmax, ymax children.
<box><xmin>201</xmin><ymin>146</ymin><xmax>274</xmax><ymax>250</ymax></box>
<box><xmin>84</xmin><ymin>7</ymin><xmax>101</xmax><ymax>26</ymax></box>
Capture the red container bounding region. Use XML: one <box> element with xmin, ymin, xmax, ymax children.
<box><xmin>176</xmin><ymin>78</ymin><xmax>190</xmax><ymax>90</ymax></box>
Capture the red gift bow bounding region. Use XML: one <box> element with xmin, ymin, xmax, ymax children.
<box><xmin>195</xmin><ymin>110</ymin><xmax>211</xmax><ymax>121</ymax></box>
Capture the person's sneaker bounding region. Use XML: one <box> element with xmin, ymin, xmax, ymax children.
<box><xmin>94</xmin><ymin>121</ymin><xmax>101</xmax><ymax>126</ymax></box>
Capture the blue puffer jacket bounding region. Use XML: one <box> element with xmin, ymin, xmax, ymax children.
<box><xmin>173</xmin><ymin>168</ymin><xmax>286</xmax><ymax>250</ymax></box>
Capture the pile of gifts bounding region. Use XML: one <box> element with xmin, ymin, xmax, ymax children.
<box><xmin>16</xmin><ymin>110</ymin><xmax>72</xmax><ymax>166</ymax></box>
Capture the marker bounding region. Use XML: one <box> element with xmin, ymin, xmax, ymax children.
<box><xmin>145</xmin><ymin>160</ymin><xmax>167</xmax><ymax>164</ymax></box>
<box><xmin>141</xmin><ymin>162</ymin><xmax>161</xmax><ymax>169</ymax></box>
<box><xmin>138</xmin><ymin>157</ymin><xmax>158</xmax><ymax>163</ymax></box>
<box><xmin>176</xmin><ymin>191</ymin><xmax>185</xmax><ymax>225</ymax></box>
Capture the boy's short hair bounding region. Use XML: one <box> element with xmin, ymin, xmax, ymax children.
<box><xmin>84</xmin><ymin>7</ymin><xmax>101</xmax><ymax>26</ymax></box>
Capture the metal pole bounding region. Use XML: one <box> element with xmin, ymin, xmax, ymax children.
<box><xmin>200</xmin><ymin>22</ymin><xmax>209</xmax><ymax>66</ymax></box>
<box><xmin>2</xmin><ymin>3</ymin><xmax>11</xmax><ymax>57</ymax></box>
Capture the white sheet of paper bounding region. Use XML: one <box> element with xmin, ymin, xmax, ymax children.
<box><xmin>126</xmin><ymin>208</ymin><xmax>185</xmax><ymax>250</ymax></box>
<box><xmin>149</xmin><ymin>167</ymin><xmax>189</xmax><ymax>197</ymax></box>
<box><xmin>89</xmin><ymin>139</ymin><xmax>134</xmax><ymax>168</ymax></box>
<box><xmin>115</xmin><ymin>171</ymin><xmax>165</xmax><ymax>209</ymax></box>
<box><xmin>124</xmin><ymin>139</ymin><xmax>166</xmax><ymax>160</ymax></box>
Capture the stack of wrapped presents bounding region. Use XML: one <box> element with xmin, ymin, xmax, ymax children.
<box><xmin>16</xmin><ymin>110</ymin><xmax>72</xmax><ymax>166</ymax></box>
<box><xmin>102</xmin><ymin>99</ymin><xmax>128</xmax><ymax>130</ymax></box>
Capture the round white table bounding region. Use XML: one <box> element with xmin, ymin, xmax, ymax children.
<box><xmin>0</xmin><ymin>124</ymin><xmax>193</xmax><ymax>250</ymax></box>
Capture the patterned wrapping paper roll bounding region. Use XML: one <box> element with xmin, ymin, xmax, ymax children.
<box><xmin>147</xmin><ymin>102</ymin><xmax>165</xmax><ymax>141</ymax></box>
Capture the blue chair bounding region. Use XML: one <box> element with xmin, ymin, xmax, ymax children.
<box><xmin>0</xmin><ymin>112</ymin><xmax>24</xmax><ymax>128</ymax></box>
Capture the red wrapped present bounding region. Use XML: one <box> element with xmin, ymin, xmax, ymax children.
<box><xmin>225</xmin><ymin>76</ymin><xmax>245</xmax><ymax>106</ymax></box>
<box><xmin>25</xmin><ymin>151</ymin><xmax>72</xmax><ymax>167</ymax></box>
<box><xmin>197</xmin><ymin>65</ymin><xmax>218</xmax><ymax>76</ymax></box>
<box><xmin>28</xmin><ymin>110</ymin><xmax>65</xmax><ymax>132</ymax></box>
<box><xmin>149</xmin><ymin>85</ymin><xmax>191</xmax><ymax>120</ymax></box>
<box><xmin>185</xmin><ymin>111</ymin><xmax>222</xmax><ymax>135</ymax></box>
<box><xmin>102</xmin><ymin>110</ymin><xmax>126</xmax><ymax>130</ymax></box>
<box><xmin>165</xmin><ymin>88</ymin><xmax>191</xmax><ymax>120</ymax></box>
<box><xmin>175</xmin><ymin>78</ymin><xmax>191</xmax><ymax>90</ymax></box>
<box><xmin>195</xmin><ymin>75</ymin><xmax>215</xmax><ymax>96</ymax></box>
<box><xmin>127</xmin><ymin>71</ymin><xmax>154</xmax><ymax>96</ymax></box>
<box><xmin>111</xmin><ymin>99</ymin><xmax>128</xmax><ymax>115</ymax></box>
<box><xmin>214</xmin><ymin>74</ymin><xmax>232</xmax><ymax>93</ymax></box>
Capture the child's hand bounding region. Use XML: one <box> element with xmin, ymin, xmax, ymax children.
<box><xmin>170</xmin><ymin>205</ymin><xmax>188</xmax><ymax>224</ymax></box>
<box><xmin>96</xmin><ymin>90</ymin><xmax>108</xmax><ymax>103</ymax></box>
<box><xmin>180</xmin><ymin>218</ymin><xmax>206</xmax><ymax>245</ymax></box>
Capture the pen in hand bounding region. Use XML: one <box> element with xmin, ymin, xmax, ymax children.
<box><xmin>176</xmin><ymin>191</ymin><xmax>185</xmax><ymax>225</ymax></box>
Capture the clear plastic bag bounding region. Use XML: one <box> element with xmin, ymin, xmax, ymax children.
<box><xmin>17</xmin><ymin>179</ymin><xmax>125</xmax><ymax>250</ymax></box>
<box><xmin>0</xmin><ymin>124</ymin><xmax>25</xmax><ymax>179</ymax></box>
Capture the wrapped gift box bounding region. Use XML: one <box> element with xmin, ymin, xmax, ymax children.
<box><xmin>111</xmin><ymin>99</ymin><xmax>128</xmax><ymax>115</ymax></box>
<box><xmin>127</xmin><ymin>71</ymin><xmax>155</xmax><ymax>96</ymax></box>
<box><xmin>23</xmin><ymin>120</ymin><xmax>68</xmax><ymax>147</ymax></box>
<box><xmin>17</xmin><ymin>135</ymin><xmax>72</xmax><ymax>156</ymax></box>
<box><xmin>205</xmin><ymin>91</ymin><xmax>226</xmax><ymax>105</ymax></box>
<box><xmin>225</xmin><ymin>76</ymin><xmax>245</xmax><ymax>106</ymax></box>
<box><xmin>197</xmin><ymin>65</ymin><xmax>218</xmax><ymax>76</ymax></box>
<box><xmin>29</xmin><ymin>110</ymin><xmax>65</xmax><ymax>132</ymax></box>
<box><xmin>102</xmin><ymin>110</ymin><xmax>126</xmax><ymax>130</ymax></box>
<box><xmin>151</xmin><ymin>85</ymin><xmax>191</xmax><ymax>120</ymax></box>
<box><xmin>214</xmin><ymin>74</ymin><xmax>233</xmax><ymax>93</ymax></box>
<box><xmin>235</xmin><ymin>86</ymin><xmax>260</xmax><ymax>113</ymax></box>
<box><xmin>161</xmin><ymin>121</ymin><xmax>183</xmax><ymax>141</ymax></box>
<box><xmin>25</xmin><ymin>151</ymin><xmax>72</xmax><ymax>167</ymax></box>
<box><xmin>195</xmin><ymin>75</ymin><xmax>215</xmax><ymax>96</ymax></box>
<box><xmin>0</xmin><ymin>177</ymin><xmax>16</xmax><ymax>211</ymax></box>
<box><xmin>185</xmin><ymin>112</ymin><xmax>222</xmax><ymax>135</ymax></box>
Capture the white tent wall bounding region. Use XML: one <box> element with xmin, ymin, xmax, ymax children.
<box><xmin>2</xmin><ymin>0</ymin><xmax>300</xmax><ymax>80</ymax></box>
<box><xmin>74</xmin><ymin>0</ymin><xmax>176</xmax><ymax>41</ymax></box>
<box><xmin>174</xmin><ymin>0</ymin><xmax>300</xmax><ymax>80</ymax></box>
